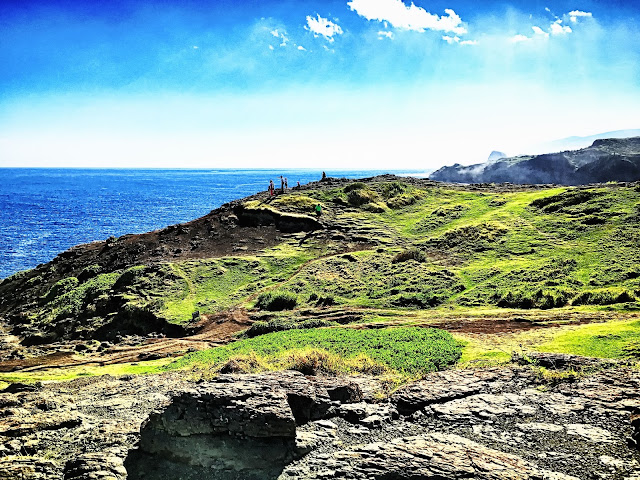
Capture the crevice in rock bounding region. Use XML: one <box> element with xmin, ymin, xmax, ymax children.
<box><xmin>124</xmin><ymin>386</ymin><xmax>299</xmax><ymax>480</ymax></box>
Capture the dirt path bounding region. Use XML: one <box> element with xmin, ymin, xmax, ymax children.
<box><xmin>0</xmin><ymin>310</ymin><xmax>251</xmax><ymax>373</ymax></box>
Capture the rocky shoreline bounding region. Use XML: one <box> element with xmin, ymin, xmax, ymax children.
<box><xmin>1</xmin><ymin>354</ymin><xmax>639</xmax><ymax>479</ymax></box>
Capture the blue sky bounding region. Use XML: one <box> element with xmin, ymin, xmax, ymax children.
<box><xmin>1</xmin><ymin>0</ymin><xmax>638</xmax><ymax>169</ymax></box>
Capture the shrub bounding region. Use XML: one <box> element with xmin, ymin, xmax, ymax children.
<box><xmin>43</xmin><ymin>277</ymin><xmax>79</xmax><ymax>302</ymax></box>
<box><xmin>387</xmin><ymin>193</ymin><xmax>419</xmax><ymax>209</ymax></box>
<box><xmin>344</xmin><ymin>182</ymin><xmax>366</xmax><ymax>193</ymax></box>
<box><xmin>391</xmin><ymin>294</ymin><xmax>445</xmax><ymax>308</ymax></box>
<box><xmin>571</xmin><ymin>288</ymin><xmax>636</xmax><ymax>306</ymax></box>
<box><xmin>347</xmin><ymin>188</ymin><xmax>380</xmax><ymax>207</ymax></box>
<box><xmin>285</xmin><ymin>349</ymin><xmax>390</xmax><ymax>376</ymax></box>
<box><xmin>493</xmin><ymin>288</ymin><xmax>572</xmax><ymax>309</ymax></box>
<box><xmin>246</xmin><ymin>317</ymin><xmax>337</xmax><ymax>337</ymax></box>
<box><xmin>392</xmin><ymin>248</ymin><xmax>426</xmax><ymax>263</ymax></box>
<box><xmin>218</xmin><ymin>353</ymin><xmax>266</xmax><ymax>374</ymax></box>
<box><xmin>530</xmin><ymin>190</ymin><xmax>601</xmax><ymax>213</ymax></box>
<box><xmin>314</xmin><ymin>295</ymin><xmax>335</xmax><ymax>307</ymax></box>
<box><xmin>255</xmin><ymin>291</ymin><xmax>298</xmax><ymax>311</ymax></box>
<box><xmin>113</xmin><ymin>265</ymin><xmax>149</xmax><ymax>289</ymax></box>
<box><xmin>350</xmin><ymin>353</ymin><xmax>390</xmax><ymax>375</ymax></box>
<box><xmin>245</xmin><ymin>318</ymin><xmax>296</xmax><ymax>337</ymax></box>
<box><xmin>285</xmin><ymin>348</ymin><xmax>339</xmax><ymax>375</ymax></box>
<box><xmin>362</xmin><ymin>201</ymin><xmax>388</xmax><ymax>213</ymax></box>
<box><xmin>382</xmin><ymin>181</ymin><xmax>407</xmax><ymax>199</ymax></box>
<box><xmin>78</xmin><ymin>264</ymin><xmax>102</xmax><ymax>282</ymax></box>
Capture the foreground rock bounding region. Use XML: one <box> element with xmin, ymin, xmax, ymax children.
<box><xmin>0</xmin><ymin>363</ymin><xmax>639</xmax><ymax>479</ymax></box>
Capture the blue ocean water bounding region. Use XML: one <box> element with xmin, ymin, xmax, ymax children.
<box><xmin>0</xmin><ymin>169</ymin><xmax>426</xmax><ymax>279</ymax></box>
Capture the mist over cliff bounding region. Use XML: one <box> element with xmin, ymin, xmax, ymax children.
<box><xmin>430</xmin><ymin>137</ymin><xmax>640</xmax><ymax>185</ymax></box>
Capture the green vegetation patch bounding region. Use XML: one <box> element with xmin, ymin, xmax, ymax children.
<box><xmin>245</xmin><ymin>317</ymin><xmax>337</xmax><ymax>337</ymax></box>
<box><xmin>423</xmin><ymin>222</ymin><xmax>508</xmax><ymax>253</ymax></box>
<box><xmin>255</xmin><ymin>291</ymin><xmax>298</xmax><ymax>311</ymax></box>
<box><xmin>167</xmin><ymin>326</ymin><xmax>461</xmax><ymax>377</ymax></box>
<box><xmin>572</xmin><ymin>288</ymin><xmax>637</xmax><ymax>306</ymax></box>
<box><xmin>41</xmin><ymin>272</ymin><xmax>120</xmax><ymax>322</ymax></box>
<box><xmin>537</xmin><ymin>319</ymin><xmax>640</xmax><ymax>358</ymax></box>
<box><xmin>347</xmin><ymin>187</ymin><xmax>380</xmax><ymax>207</ymax></box>
<box><xmin>278</xmin><ymin>250</ymin><xmax>465</xmax><ymax>309</ymax></box>
<box><xmin>273</xmin><ymin>194</ymin><xmax>318</xmax><ymax>210</ymax></box>
<box><xmin>0</xmin><ymin>358</ymin><xmax>171</xmax><ymax>385</ymax></box>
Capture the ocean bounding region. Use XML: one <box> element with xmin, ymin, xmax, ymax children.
<box><xmin>0</xmin><ymin>169</ymin><xmax>427</xmax><ymax>279</ymax></box>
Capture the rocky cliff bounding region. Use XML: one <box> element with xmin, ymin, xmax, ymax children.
<box><xmin>430</xmin><ymin>137</ymin><xmax>640</xmax><ymax>185</ymax></box>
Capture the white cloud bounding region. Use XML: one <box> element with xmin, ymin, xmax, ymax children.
<box><xmin>270</xmin><ymin>28</ymin><xmax>289</xmax><ymax>47</ymax></box>
<box><xmin>378</xmin><ymin>30</ymin><xmax>394</xmax><ymax>39</ymax></box>
<box><xmin>297</xmin><ymin>45</ymin><xmax>306</xmax><ymax>51</ymax></box>
<box><xmin>550</xmin><ymin>21</ymin><xmax>572</xmax><ymax>35</ymax></box>
<box><xmin>193</xmin><ymin>45</ymin><xmax>199</xmax><ymax>49</ymax></box>
<box><xmin>306</xmin><ymin>14</ymin><xmax>343</xmax><ymax>42</ymax></box>
<box><xmin>532</xmin><ymin>26</ymin><xmax>549</xmax><ymax>38</ymax></box>
<box><xmin>511</xmin><ymin>34</ymin><xmax>530</xmax><ymax>43</ymax></box>
<box><xmin>347</xmin><ymin>0</ymin><xmax>467</xmax><ymax>35</ymax></box>
<box><xmin>569</xmin><ymin>10</ymin><xmax>592</xmax><ymax>23</ymax></box>
<box><xmin>442</xmin><ymin>35</ymin><xmax>477</xmax><ymax>46</ymax></box>
<box><xmin>512</xmin><ymin>9</ymin><xmax>589</xmax><ymax>43</ymax></box>
<box><xmin>268</xmin><ymin>45</ymin><xmax>274</xmax><ymax>50</ymax></box>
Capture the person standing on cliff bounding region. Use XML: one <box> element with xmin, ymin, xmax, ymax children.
<box><xmin>280</xmin><ymin>176</ymin><xmax>285</xmax><ymax>193</ymax></box>
<box><xmin>315</xmin><ymin>204</ymin><xmax>322</xmax><ymax>217</ymax></box>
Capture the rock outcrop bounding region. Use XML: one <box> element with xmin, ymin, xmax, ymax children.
<box><xmin>1</xmin><ymin>361</ymin><xmax>639</xmax><ymax>479</ymax></box>
<box><xmin>430</xmin><ymin>136</ymin><xmax>640</xmax><ymax>185</ymax></box>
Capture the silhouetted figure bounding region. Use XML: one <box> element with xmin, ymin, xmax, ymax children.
<box><xmin>321</xmin><ymin>171</ymin><xmax>327</xmax><ymax>180</ymax></box>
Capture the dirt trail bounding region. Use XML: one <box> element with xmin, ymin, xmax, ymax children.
<box><xmin>0</xmin><ymin>310</ymin><xmax>251</xmax><ymax>373</ymax></box>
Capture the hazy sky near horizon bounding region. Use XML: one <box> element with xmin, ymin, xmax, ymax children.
<box><xmin>1</xmin><ymin>0</ymin><xmax>639</xmax><ymax>169</ymax></box>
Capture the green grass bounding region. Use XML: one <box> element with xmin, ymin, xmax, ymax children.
<box><xmin>537</xmin><ymin>319</ymin><xmax>640</xmax><ymax>358</ymax></box>
<box><xmin>272</xmin><ymin>249</ymin><xmax>465</xmax><ymax>309</ymax></box>
<box><xmin>40</xmin><ymin>271</ymin><xmax>121</xmax><ymax>322</ymax></box>
<box><xmin>455</xmin><ymin>315</ymin><xmax>640</xmax><ymax>366</ymax></box>
<box><xmin>6</xmin><ymin>180</ymin><xmax>640</xmax><ymax>360</ymax></box>
<box><xmin>0</xmin><ymin>357</ymin><xmax>171</xmax><ymax>385</ymax></box>
<box><xmin>158</xmin><ymin>250</ymin><xmax>317</xmax><ymax>323</ymax></box>
<box><xmin>166</xmin><ymin>326</ymin><xmax>461</xmax><ymax>377</ymax></box>
<box><xmin>125</xmin><ymin>184</ymin><xmax>640</xmax><ymax>320</ymax></box>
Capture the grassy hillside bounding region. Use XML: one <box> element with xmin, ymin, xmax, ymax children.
<box><xmin>2</xmin><ymin>176</ymin><xmax>640</xmax><ymax>383</ymax></box>
<box><xmin>153</xmin><ymin>183</ymin><xmax>640</xmax><ymax>315</ymax></box>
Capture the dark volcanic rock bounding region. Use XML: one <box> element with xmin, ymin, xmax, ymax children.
<box><xmin>0</xmin><ymin>366</ymin><xmax>639</xmax><ymax>479</ymax></box>
<box><xmin>280</xmin><ymin>433</ymin><xmax>579</xmax><ymax>479</ymax></box>
<box><xmin>514</xmin><ymin>351</ymin><xmax>620</xmax><ymax>370</ymax></box>
<box><xmin>391</xmin><ymin>367</ymin><xmax>536</xmax><ymax>415</ymax></box>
